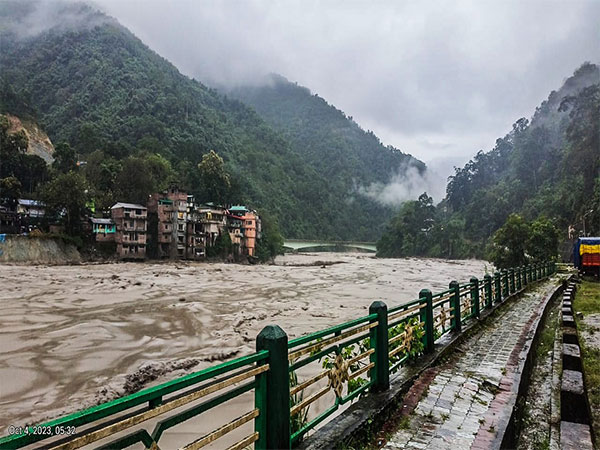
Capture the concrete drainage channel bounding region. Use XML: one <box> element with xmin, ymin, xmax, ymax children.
<box><xmin>553</xmin><ymin>281</ymin><xmax>594</xmax><ymax>450</ymax></box>
<box><xmin>558</xmin><ymin>280</ymin><xmax>595</xmax><ymax>449</ymax></box>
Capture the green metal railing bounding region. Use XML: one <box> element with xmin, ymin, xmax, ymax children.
<box><xmin>0</xmin><ymin>351</ymin><xmax>270</xmax><ymax>450</ymax></box>
<box><xmin>0</xmin><ymin>262</ymin><xmax>555</xmax><ymax>450</ymax></box>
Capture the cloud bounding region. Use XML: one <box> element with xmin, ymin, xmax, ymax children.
<box><xmin>2</xmin><ymin>0</ymin><xmax>113</xmax><ymax>39</ymax></box>
<box><xmin>357</xmin><ymin>162</ymin><xmax>446</xmax><ymax>206</ymax></box>
<box><xmin>90</xmin><ymin>0</ymin><xmax>599</xmax><ymax>169</ymax></box>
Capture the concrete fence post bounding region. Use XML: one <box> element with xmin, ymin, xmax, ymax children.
<box><xmin>449</xmin><ymin>281</ymin><xmax>461</xmax><ymax>333</ymax></box>
<box><xmin>470</xmin><ymin>277</ymin><xmax>480</xmax><ymax>318</ymax></box>
<box><xmin>369</xmin><ymin>301</ymin><xmax>389</xmax><ymax>392</ymax></box>
<box><xmin>256</xmin><ymin>325</ymin><xmax>290</xmax><ymax>449</ymax></box>
<box><xmin>419</xmin><ymin>289</ymin><xmax>434</xmax><ymax>353</ymax></box>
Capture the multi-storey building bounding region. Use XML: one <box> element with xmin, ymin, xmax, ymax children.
<box><xmin>186</xmin><ymin>202</ymin><xmax>227</xmax><ymax>260</ymax></box>
<box><xmin>229</xmin><ymin>206</ymin><xmax>261</xmax><ymax>257</ymax></box>
<box><xmin>111</xmin><ymin>202</ymin><xmax>147</xmax><ymax>259</ymax></box>
<box><xmin>227</xmin><ymin>209</ymin><xmax>244</xmax><ymax>255</ymax></box>
<box><xmin>147</xmin><ymin>187</ymin><xmax>188</xmax><ymax>259</ymax></box>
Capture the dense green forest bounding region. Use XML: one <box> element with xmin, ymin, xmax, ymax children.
<box><xmin>229</xmin><ymin>75</ymin><xmax>425</xmax><ymax>239</ymax></box>
<box><xmin>0</xmin><ymin>1</ymin><xmax>425</xmax><ymax>241</ymax></box>
<box><xmin>377</xmin><ymin>62</ymin><xmax>600</xmax><ymax>262</ymax></box>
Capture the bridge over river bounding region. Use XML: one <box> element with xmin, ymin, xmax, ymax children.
<box><xmin>283</xmin><ymin>238</ymin><xmax>377</xmax><ymax>252</ymax></box>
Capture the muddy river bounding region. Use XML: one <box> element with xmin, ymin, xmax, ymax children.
<box><xmin>0</xmin><ymin>252</ymin><xmax>488</xmax><ymax>444</ymax></box>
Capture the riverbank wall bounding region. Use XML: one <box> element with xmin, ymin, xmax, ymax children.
<box><xmin>0</xmin><ymin>234</ymin><xmax>80</xmax><ymax>264</ymax></box>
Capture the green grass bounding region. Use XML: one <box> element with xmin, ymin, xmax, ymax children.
<box><xmin>537</xmin><ymin>307</ymin><xmax>559</xmax><ymax>357</ymax></box>
<box><xmin>397</xmin><ymin>415</ymin><xmax>411</xmax><ymax>430</ymax></box>
<box><xmin>574</xmin><ymin>281</ymin><xmax>600</xmax><ymax>316</ymax></box>
<box><xmin>573</xmin><ymin>280</ymin><xmax>600</xmax><ymax>444</ymax></box>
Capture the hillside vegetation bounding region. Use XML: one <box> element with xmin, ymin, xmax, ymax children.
<box><xmin>230</xmin><ymin>75</ymin><xmax>425</xmax><ymax>238</ymax></box>
<box><xmin>0</xmin><ymin>1</ymin><xmax>425</xmax><ymax>241</ymax></box>
<box><xmin>377</xmin><ymin>63</ymin><xmax>600</xmax><ymax>260</ymax></box>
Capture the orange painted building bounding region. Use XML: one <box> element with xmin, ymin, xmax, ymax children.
<box><xmin>229</xmin><ymin>206</ymin><xmax>260</xmax><ymax>257</ymax></box>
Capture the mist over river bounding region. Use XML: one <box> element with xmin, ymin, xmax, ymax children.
<box><xmin>0</xmin><ymin>252</ymin><xmax>488</xmax><ymax>436</ymax></box>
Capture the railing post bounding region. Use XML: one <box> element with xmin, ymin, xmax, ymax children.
<box><xmin>484</xmin><ymin>274</ymin><xmax>493</xmax><ymax>309</ymax></box>
<box><xmin>449</xmin><ymin>281</ymin><xmax>461</xmax><ymax>333</ymax></box>
<box><xmin>502</xmin><ymin>270</ymin><xmax>509</xmax><ymax>297</ymax></box>
<box><xmin>516</xmin><ymin>267</ymin><xmax>522</xmax><ymax>291</ymax></box>
<box><xmin>523</xmin><ymin>265</ymin><xmax>528</xmax><ymax>287</ymax></box>
<box><xmin>534</xmin><ymin>263</ymin><xmax>539</xmax><ymax>280</ymax></box>
<box><xmin>494</xmin><ymin>272</ymin><xmax>502</xmax><ymax>302</ymax></box>
<box><xmin>470</xmin><ymin>277</ymin><xmax>480</xmax><ymax>318</ymax></box>
<box><xmin>528</xmin><ymin>264</ymin><xmax>533</xmax><ymax>283</ymax></box>
<box><xmin>369</xmin><ymin>301</ymin><xmax>389</xmax><ymax>392</ymax></box>
<box><xmin>419</xmin><ymin>289</ymin><xmax>434</xmax><ymax>353</ymax></box>
<box><xmin>509</xmin><ymin>269</ymin><xmax>515</xmax><ymax>294</ymax></box>
<box><xmin>256</xmin><ymin>325</ymin><xmax>290</xmax><ymax>450</ymax></box>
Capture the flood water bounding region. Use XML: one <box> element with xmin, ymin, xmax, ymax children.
<box><xmin>0</xmin><ymin>252</ymin><xmax>488</xmax><ymax>442</ymax></box>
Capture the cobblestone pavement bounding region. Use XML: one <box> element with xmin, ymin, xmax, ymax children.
<box><xmin>384</xmin><ymin>281</ymin><xmax>558</xmax><ymax>450</ymax></box>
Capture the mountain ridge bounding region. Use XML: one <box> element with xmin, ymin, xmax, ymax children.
<box><xmin>0</xmin><ymin>0</ymin><xmax>426</xmax><ymax>241</ymax></box>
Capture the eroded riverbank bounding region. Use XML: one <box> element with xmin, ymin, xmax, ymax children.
<box><xmin>0</xmin><ymin>253</ymin><xmax>488</xmax><ymax>429</ymax></box>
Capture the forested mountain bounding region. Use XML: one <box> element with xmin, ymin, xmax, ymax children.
<box><xmin>0</xmin><ymin>1</ymin><xmax>425</xmax><ymax>241</ymax></box>
<box><xmin>228</xmin><ymin>75</ymin><xmax>425</xmax><ymax>238</ymax></box>
<box><xmin>378</xmin><ymin>62</ymin><xmax>600</xmax><ymax>259</ymax></box>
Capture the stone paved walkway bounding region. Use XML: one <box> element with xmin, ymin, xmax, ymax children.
<box><xmin>384</xmin><ymin>280</ymin><xmax>559</xmax><ymax>450</ymax></box>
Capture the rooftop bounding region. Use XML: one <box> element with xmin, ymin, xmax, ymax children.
<box><xmin>18</xmin><ymin>199</ymin><xmax>44</xmax><ymax>207</ymax></box>
<box><xmin>229</xmin><ymin>205</ymin><xmax>248</xmax><ymax>213</ymax></box>
<box><xmin>90</xmin><ymin>218</ymin><xmax>115</xmax><ymax>225</ymax></box>
<box><xmin>111</xmin><ymin>202</ymin><xmax>147</xmax><ymax>210</ymax></box>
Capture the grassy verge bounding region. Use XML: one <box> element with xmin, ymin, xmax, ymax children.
<box><xmin>573</xmin><ymin>280</ymin><xmax>600</xmax><ymax>444</ymax></box>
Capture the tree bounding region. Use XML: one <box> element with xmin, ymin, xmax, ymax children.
<box><xmin>40</xmin><ymin>171</ymin><xmax>89</xmax><ymax>234</ymax></box>
<box><xmin>83</xmin><ymin>150</ymin><xmax>122</xmax><ymax>210</ymax></box>
<box><xmin>0</xmin><ymin>176</ymin><xmax>22</xmax><ymax>203</ymax></box>
<box><xmin>52</xmin><ymin>142</ymin><xmax>77</xmax><ymax>173</ymax></box>
<box><xmin>115</xmin><ymin>157</ymin><xmax>155</xmax><ymax>205</ymax></box>
<box><xmin>0</xmin><ymin>114</ymin><xmax>28</xmax><ymax>178</ymax></box>
<box><xmin>194</xmin><ymin>150</ymin><xmax>232</xmax><ymax>205</ymax></box>
<box><xmin>113</xmin><ymin>154</ymin><xmax>175</xmax><ymax>205</ymax></box>
<box><xmin>527</xmin><ymin>217</ymin><xmax>559</xmax><ymax>261</ymax></box>
<box><xmin>255</xmin><ymin>212</ymin><xmax>284</xmax><ymax>262</ymax></box>
<box><xmin>0</xmin><ymin>114</ymin><xmax>48</xmax><ymax>194</ymax></box>
<box><xmin>207</xmin><ymin>231</ymin><xmax>232</xmax><ymax>258</ymax></box>
<box><xmin>488</xmin><ymin>214</ymin><xmax>530</xmax><ymax>269</ymax></box>
<box><xmin>376</xmin><ymin>193</ymin><xmax>436</xmax><ymax>257</ymax></box>
<box><xmin>145</xmin><ymin>153</ymin><xmax>175</xmax><ymax>192</ymax></box>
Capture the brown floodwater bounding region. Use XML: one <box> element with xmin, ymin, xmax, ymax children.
<box><xmin>0</xmin><ymin>252</ymin><xmax>488</xmax><ymax>446</ymax></box>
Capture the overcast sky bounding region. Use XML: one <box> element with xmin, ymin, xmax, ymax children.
<box><xmin>92</xmin><ymin>0</ymin><xmax>599</xmax><ymax>179</ymax></box>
